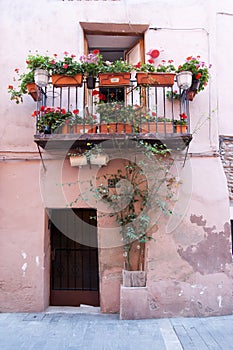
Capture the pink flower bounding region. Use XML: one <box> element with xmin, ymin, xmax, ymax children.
<box><xmin>64</xmin><ymin>51</ymin><xmax>69</xmax><ymax>56</ymax></box>
<box><xmin>63</xmin><ymin>64</ymin><xmax>69</xmax><ymax>69</ymax></box>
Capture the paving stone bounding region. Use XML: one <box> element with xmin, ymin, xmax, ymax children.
<box><xmin>0</xmin><ymin>312</ymin><xmax>233</xmax><ymax>350</ymax></box>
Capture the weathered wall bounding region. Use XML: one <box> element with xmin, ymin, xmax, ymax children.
<box><xmin>121</xmin><ymin>157</ymin><xmax>233</xmax><ymax>319</ymax></box>
<box><xmin>0</xmin><ymin>160</ymin><xmax>45</xmax><ymax>312</ymax></box>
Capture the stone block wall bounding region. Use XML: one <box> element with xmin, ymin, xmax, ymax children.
<box><xmin>220</xmin><ymin>136</ymin><xmax>233</xmax><ymax>201</ymax></box>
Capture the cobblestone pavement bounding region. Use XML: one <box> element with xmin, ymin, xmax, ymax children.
<box><xmin>0</xmin><ymin>308</ymin><xmax>233</xmax><ymax>349</ymax></box>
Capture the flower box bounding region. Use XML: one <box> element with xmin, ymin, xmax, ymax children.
<box><xmin>98</xmin><ymin>73</ymin><xmax>131</xmax><ymax>87</ymax></box>
<box><xmin>116</xmin><ymin>123</ymin><xmax>133</xmax><ymax>133</ymax></box>
<box><xmin>140</xmin><ymin>122</ymin><xmax>173</xmax><ymax>133</ymax></box>
<box><xmin>51</xmin><ymin>74</ymin><xmax>83</xmax><ymax>87</ymax></box>
<box><xmin>99</xmin><ymin>123</ymin><xmax>117</xmax><ymax>133</ymax></box>
<box><xmin>73</xmin><ymin>124</ymin><xmax>97</xmax><ymax>134</ymax></box>
<box><xmin>136</xmin><ymin>72</ymin><xmax>175</xmax><ymax>87</ymax></box>
<box><xmin>99</xmin><ymin>123</ymin><xmax>133</xmax><ymax>133</ymax></box>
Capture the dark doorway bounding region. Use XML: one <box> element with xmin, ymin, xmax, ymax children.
<box><xmin>50</xmin><ymin>208</ymin><xmax>99</xmax><ymax>306</ymax></box>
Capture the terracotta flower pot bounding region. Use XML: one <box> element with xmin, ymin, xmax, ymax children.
<box><xmin>51</xmin><ymin>74</ymin><xmax>83</xmax><ymax>87</ymax></box>
<box><xmin>175</xmin><ymin>125</ymin><xmax>187</xmax><ymax>133</ymax></box>
<box><xmin>26</xmin><ymin>83</ymin><xmax>42</xmax><ymax>101</ymax></box>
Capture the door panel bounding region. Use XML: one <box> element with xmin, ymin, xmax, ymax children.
<box><xmin>50</xmin><ymin>208</ymin><xmax>99</xmax><ymax>306</ymax></box>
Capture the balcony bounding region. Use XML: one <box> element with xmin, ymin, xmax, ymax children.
<box><xmin>33</xmin><ymin>76</ymin><xmax>192</xmax><ymax>152</ymax></box>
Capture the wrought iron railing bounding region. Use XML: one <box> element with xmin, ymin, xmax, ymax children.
<box><xmin>34</xmin><ymin>78</ymin><xmax>190</xmax><ymax>135</ymax></box>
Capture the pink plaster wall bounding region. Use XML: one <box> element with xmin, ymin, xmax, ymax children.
<box><xmin>0</xmin><ymin>161</ymin><xmax>47</xmax><ymax>312</ymax></box>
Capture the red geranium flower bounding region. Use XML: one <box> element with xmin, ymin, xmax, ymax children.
<box><xmin>148</xmin><ymin>59</ymin><xmax>154</xmax><ymax>64</ymax></box>
<box><xmin>73</xmin><ymin>109</ymin><xmax>79</xmax><ymax>114</ymax></box>
<box><xmin>99</xmin><ymin>94</ymin><xmax>106</xmax><ymax>101</ymax></box>
<box><xmin>134</xmin><ymin>62</ymin><xmax>141</xmax><ymax>69</ymax></box>
<box><xmin>40</xmin><ymin>106</ymin><xmax>45</xmax><ymax>112</ymax></box>
<box><xmin>8</xmin><ymin>85</ymin><xmax>13</xmax><ymax>90</ymax></box>
<box><xmin>92</xmin><ymin>90</ymin><xmax>99</xmax><ymax>96</ymax></box>
<box><xmin>93</xmin><ymin>49</ymin><xmax>100</xmax><ymax>55</ymax></box>
<box><xmin>195</xmin><ymin>73</ymin><xmax>201</xmax><ymax>79</ymax></box>
<box><xmin>180</xmin><ymin>113</ymin><xmax>188</xmax><ymax>119</ymax></box>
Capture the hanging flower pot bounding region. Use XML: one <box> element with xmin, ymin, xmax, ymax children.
<box><xmin>26</xmin><ymin>83</ymin><xmax>42</xmax><ymax>101</ymax></box>
<box><xmin>34</xmin><ymin>69</ymin><xmax>49</xmax><ymax>87</ymax></box>
<box><xmin>90</xmin><ymin>154</ymin><xmax>109</xmax><ymax>166</ymax></box>
<box><xmin>190</xmin><ymin>77</ymin><xmax>201</xmax><ymax>91</ymax></box>
<box><xmin>86</xmin><ymin>75</ymin><xmax>96</xmax><ymax>89</ymax></box>
<box><xmin>70</xmin><ymin>155</ymin><xmax>87</xmax><ymax>167</ymax></box>
<box><xmin>176</xmin><ymin>71</ymin><xmax>192</xmax><ymax>90</ymax></box>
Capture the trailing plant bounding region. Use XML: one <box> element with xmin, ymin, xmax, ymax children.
<box><xmin>8</xmin><ymin>70</ymin><xmax>35</xmax><ymax>104</ymax></box>
<box><xmin>65</xmin><ymin>140</ymin><xmax>177</xmax><ymax>270</ymax></box>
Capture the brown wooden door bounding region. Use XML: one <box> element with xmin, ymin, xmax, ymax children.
<box><xmin>50</xmin><ymin>208</ymin><xmax>99</xmax><ymax>306</ymax></box>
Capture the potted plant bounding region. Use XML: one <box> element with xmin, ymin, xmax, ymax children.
<box><xmin>176</xmin><ymin>55</ymin><xmax>211</xmax><ymax>100</ymax></box>
<box><xmin>35</xmin><ymin>106</ymin><xmax>73</xmax><ymax>134</ymax></box>
<box><xmin>26</xmin><ymin>52</ymin><xmax>52</xmax><ymax>87</ymax></box>
<box><xmin>80</xmin><ymin>50</ymin><xmax>103</xmax><ymax>89</ymax></box>
<box><xmin>8</xmin><ymin>70</ymin><xmax>41</xmax><ymax>104</ymax></box>
<box><xmin>50</xmin><ymin>51</ymin><xmax>84</xmax><ymax>87</ymax></box>
<box><xmin>134</xmin><ymin>59</ymin><xmax>176</xmax><ymax>86</ymax></box>
<box><xmin>173</xmin><ymin>113</ymin><xmax>188</xmax><ymax>133</ymax></box>
<box><xmin>98</xmin><ymin>59</ymin><xmax>133</xmax><ymax>87</ymax></box>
